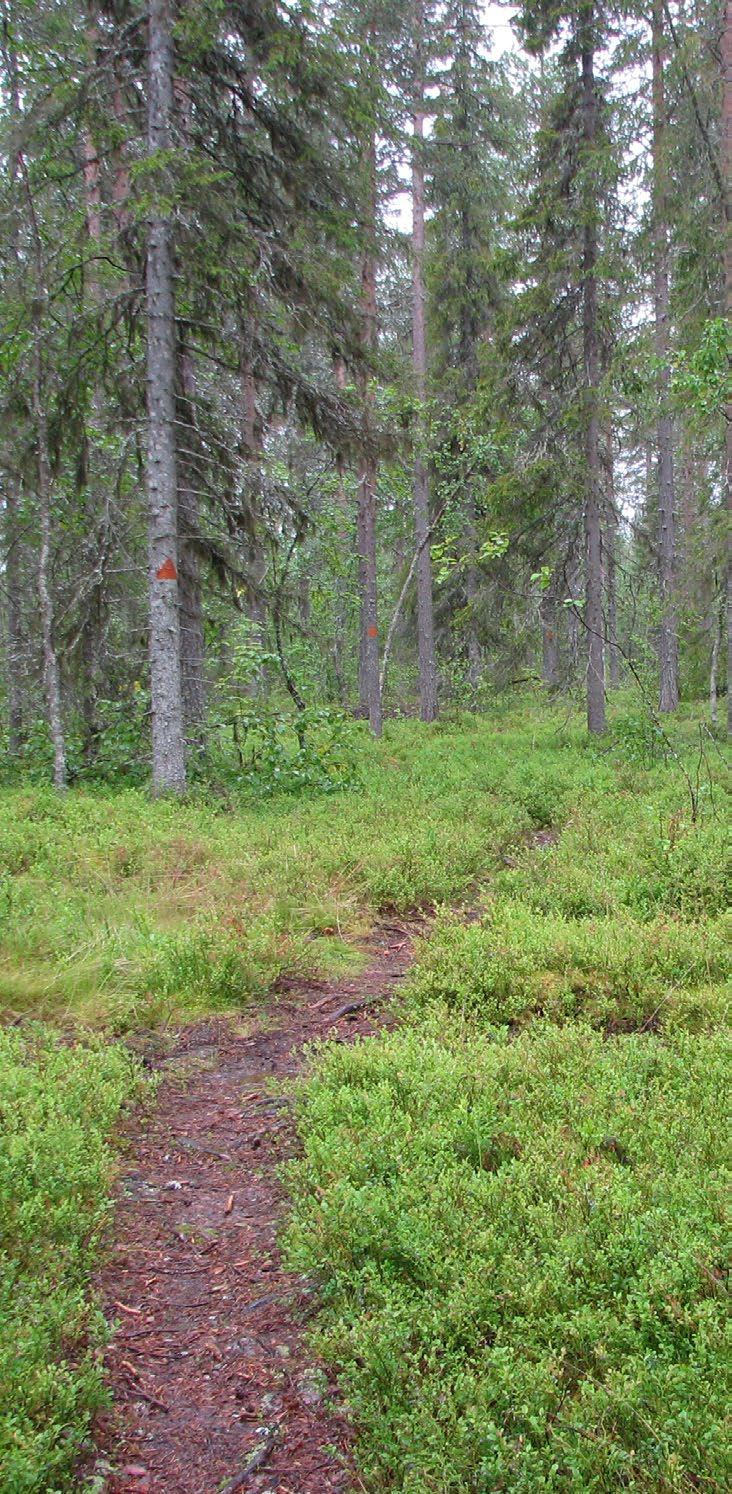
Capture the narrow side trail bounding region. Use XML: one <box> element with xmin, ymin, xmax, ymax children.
<box><xmin>90</xmin><ymin>923</ymin><xmax>417</xmax><ymax>1494</ymax></box>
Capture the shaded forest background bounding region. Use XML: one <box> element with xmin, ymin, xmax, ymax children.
<box><xmin>0</xmin><ymin>0</ymin><xmax>729</xmax><ymax>792</ymax></box>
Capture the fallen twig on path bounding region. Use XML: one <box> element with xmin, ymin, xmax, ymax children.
<box><xmin>220</xmin><ymin>1426</ymin><xmax>279</xmax><ymax>1491</ymax></box>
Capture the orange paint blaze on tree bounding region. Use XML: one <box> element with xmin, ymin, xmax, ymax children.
<box><xmin>367</xmin><ymin>625</ymin><xmax>378</xmax><ymax>638</ymax></box>
<box><xmin>156</xmin><ymin>557</ymin><xmax>178</xmax><ymax>581</ymax></box>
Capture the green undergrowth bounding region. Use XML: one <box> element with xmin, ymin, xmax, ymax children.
<box><xmin>0</xmin><ymin>698</ymin><xmax>727</xmax><ymax>1492</ymax></box>
<box><xmin>1</xmin><ymin>699</ymin><xmax>724</xmax><ymax>1031</ymax></box>
<box><xmin>285</xmin><ymin>701</ymin><xmax>730</xmax><ymax>1491</ymax></box>
<box><xmin>287</xmin><ymin>1021</ymin><xmax>729</xmax><ymax>1492</ymax></box>
<box><xmin>0</xmin><ymin>1028</ymin><xmax>140</xmax><ymax>1492</ymax></box>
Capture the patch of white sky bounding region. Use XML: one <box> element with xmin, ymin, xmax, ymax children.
<box><xmin>385</xmin><ymin>3</ymin><xmax>521</xmax><ymax>231</ymax></box>
<box><xmin>383</xmin><ymin>1</ymin><xmax>653</xmax><ymax>521</ymax></box>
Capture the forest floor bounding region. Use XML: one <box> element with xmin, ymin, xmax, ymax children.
<box><xmin>87</xmin><ymin>924</ymin><xmax>417</xmax><ymax>1494</ymax></box>
<box><xmin>0</xmin><ymin>699</ymin><xmax>728</xmax><ymax>1492</ymax></box>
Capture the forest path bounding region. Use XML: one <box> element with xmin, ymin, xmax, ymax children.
<box><xmin>89</xmin><ymin>922</ymin><xmax>418</xmax><ymax>1494</ymax></box>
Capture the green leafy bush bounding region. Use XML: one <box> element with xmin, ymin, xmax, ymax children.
<box><xmin>287</xmin><ymin>1021</ymin><xmax>730</xmax><ymax>1492</ymax></box>
<box><xmin>0</xmin><ymin>1029</ymin><xmax>140</xmax><ymax>1491</ymax></box>
<box><xmin>209</xmin><ymin>703</ymin><xmax>362</xmax><ymax>796</ymax></box>
<box><xmin>407</xmin><ymin>902</ymin><xmax>730</xmax><ymax>1032</ymax></box>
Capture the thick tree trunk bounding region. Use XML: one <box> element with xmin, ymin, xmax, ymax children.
<box><xmin>581</xmin><ymin>25</ymin><xmax>606</xmax><ymax>734</ymax></box>
<box><xmin>357</xmin><ymin>129</ymin><xmax>382</xmax><ymax>736</ymax></box>
<box><xmin>411</xmin><ymin>13</ymin><xmax>438</xmax><ymax>722</ymax></box>
<box><xmin>723</xmin><ymin>0</ymin><xmax>732</xmax><ymax>734</ymax></box>
<box><xmin>178</xmin><ymin>350</ymin><xmax>206</xmax><ymax>745</ymax></box>
<box><xmin>146</xmin><ymin>0</ymin><xmax>186</xmax><ymax>792</ymax></box>
<box><xmin>652</xmin><ymin>0</ymin><xmax>679</xmax><ymax>712</ymax></box>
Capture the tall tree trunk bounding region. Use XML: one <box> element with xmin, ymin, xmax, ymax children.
<box><xmin>332</xmin><ymin>358</ymin><xmax>350</xmax><ymax>704</ymax></box>
<box><xmin>36</xmin><ymin>396</ymin><xmax>66</xmax><ymax>791</ymax></box>
<box><xmin>3</xmin><ymin>21</ymin><xmax>24</xmax><ymax>753</ymax></box>
<box><xmin>465</xmin><ymin>490</ymin><xmax>482</xmax><ymax>689</ymax></box>
<box><xmin>605</xmin><ymin>423</ymin><xmax>620</xmax><ymax>686</ymax></box>
<box><xmin>178</xmin><ymin>349</ymin><xmax>206</xmax><ymax>745</ymax></box>
<box><xmin>724</xmin><ymin>0</ymin><xmax>732</xmax><ymax>734</ymax></box>
<box><xmin>565</xmin><ymin>545</ymin><xmax>581</xmax><ymax>680</ymax></box>
<box><xmin>357</xmin><ymin>127</ymin><xmax>382</xmax><ymax>736</ymax></box>
<box><xmin>17</xmin><ymin>133</ymin><xmax>67</xmax><ymax>787</ymax></box>
<box><xmin>581</xmin><ymin>22</ymin><xmax>606</xmax><ymax>734</ymax></box>
<box><xmin>411</xmin><ymin>9</ymin><xmax>438</xmax><ymax>722</ymax></box>
<box><xmin>4</xmin><ymin>482</ymin><xmax>24</xmax><ymax>752</ymax></box>
<box><xmin>710</xmin><ymin>590</ymin><xmax>723</xmax><ymax>728</ymax></box>
<box><xmin>240</xmin><ymin>328</ymin><xmax>267</xmax><ymax>647</ymax></box>
<box><xmin>541</xmin><ymin>579</ymin><xmax>560</xmax><ymax>690</ymax></box>
<box><xmin>652</xmin><ymin>0</ymin><xmax>679</xmax><ymax>712</ymax></box>
<box><xmin>146</xmin><ymin>0</ymin><xmax>186</xmax><ymax>792</ymax></box>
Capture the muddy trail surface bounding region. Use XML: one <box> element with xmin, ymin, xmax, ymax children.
<box><xmin>89</xmin><ymin>922</ymin><xmax>417</xmax><ymax>1494</ymax></box>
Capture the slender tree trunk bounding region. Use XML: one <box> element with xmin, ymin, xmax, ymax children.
<box><xmin>411</xmin><ymin>10</ymin><xmax>438</xmax><ymax>722</ymax></box>
<box><xmin>357</xmin><ymin>127</ymin><xmax>382</xmax><ymax>736</ymax></box>
<box><xmin>565</xmin><ymin>546</ymin><xmax>581</xmax><ymax>680</ymax></box>
<box><xmin>710</xmin><ymin>591</ymin><xmax>723</xmax><ymax>728</ymax></box>
<box><xmin>332</xmin><ymin>358</ymin><xmax>350</xmax><ymax>704</ymax></box>
<box><xmin>652</xmin><ymin>0</ymin><xmax>679</xmax><ymax>712</ymax></box>
<box><xmin>178</xmin><ymin>349</ymin><xmax>206</xmax><ymax>745</ymax></box>
<box><xmin>5</xmin><ymin>482</ymin><xmax>24</xmax><ymax>752</ymax></box>
<box><xmin>36</xmin><ymin>408</ymin><xmax>66</xmax><ymax>790</ymax></box>
<box><xmin>465</xmin><ymin>490</ymin><xmax>482</xmax><ymax>689</ymax></box>
<box><xmin>112</xmin><ymin>72</ymin><xmax>132</xmax><ymax>234</ymax></box>
<box><xmin>146</xmin><ymin>0</ymin><xmax>186</xmax><ymax>792</ymax></box>
<box><xmin>17</xmin><ymin>133</ymin><xmax>67</xmax><ymax>786</ymax></box>
<box><xmin>240</xmin><ymin>328</ymin><xmax>267</xmax><ymax>646</ymax></box>
<box><xmin>541</xmin><ymin>580</ymin><xmax>560</xmax><ymax>690</ymax></box>
<box><xmin>3</xmin><ymin>22</ymin><xmax>24</xmax><ymax>753</ymax></box>
<box><xmin>605</xmin><ymin>423</ymin><xmax>620</xmax><ymax>686</ymax></box>
<box><xmin>581</xmin><ymin>23</ymin><xmax>606</xmax><ymax>734</ymax></box>
<box><xmin>723</xmin><ymin>0</ymin><xmax>732</xmax><ymax>734</ymax></box>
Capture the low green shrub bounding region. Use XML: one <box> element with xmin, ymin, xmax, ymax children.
<box><xmin>407</xmin><ymin>901</ymin><xmax>730</xmax><ymax>1032</ymax></box>
<box><xmin>287</xmin><ymin>1020</ymin><xmax>730</xmax><ymax>1492</ymax></box>
<box><xmin>0</xmin><ymin>1029</ymin><xmax>140</xmax><ymax>1491</ymax></box>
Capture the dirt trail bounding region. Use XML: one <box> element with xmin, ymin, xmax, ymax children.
<box><xmin>89</xmin><ymin>923</ymin><xmax>417</xmax><ymax>1494</ymax></box>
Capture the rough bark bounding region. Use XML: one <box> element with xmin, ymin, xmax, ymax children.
<box><xmin>652</xmin><ymin>0</ymin><xmax>679</xmax><ymax>712</ymax></box>
<box><xmin>178</xmin><ymin>350</ymin><xmax>206</xmax><ymax>745</ymax></box>
<box><xmin>411</xmin><ymin>9</ymin><xmax>438</xmax><ymax>722</ymax></box>
<box><xmin>581</xmin><ymin>23</ymin><xmax>606</xmax><ymax>734</ymax></box>
<box><xmin>146</xmin><ymin>0</ymin><xmax>186</xmax><ymax>793</ymax></box>
<box><xmin>356</xmin><ymin>126</ymin><xmax>382</xmax><ymax>736</ymax></box>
